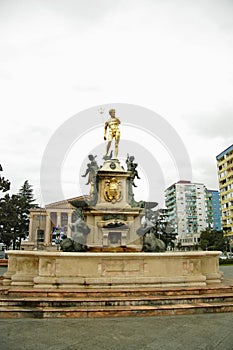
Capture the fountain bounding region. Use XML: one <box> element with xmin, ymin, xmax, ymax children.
<box><xmin>2</xmin><ymin>109</ymin><xmax>222</xmax><ymax>290</ymax></box>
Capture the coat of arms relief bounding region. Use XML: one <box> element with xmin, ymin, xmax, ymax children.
<box><xmin>104</xmin><ymin>177</ymin><xmax>122</xmax><ymax>203</ymax></box>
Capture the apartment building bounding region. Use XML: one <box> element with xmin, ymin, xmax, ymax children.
<box><xmin>216</xmin><ymin>144</ymin><xmax>233</xmax><ymax>239</ymax></box>
<box><xmin>206</xmin><ymin>189</ymin><xmax>222</xmax><ymax>231</ymax></box>
<box><xmin>165</xmin><ymin>180</ymin><xmax>221</xmax><ymax>250</ymax></box>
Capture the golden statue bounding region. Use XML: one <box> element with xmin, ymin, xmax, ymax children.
<box><xmin>104</xmin><ymin>109</ymin><xmax>121</xmax><ymax>158</ymax></box>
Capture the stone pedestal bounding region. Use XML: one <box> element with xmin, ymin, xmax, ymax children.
<box><xmin>95</xmin><ymin>159</ymin><xmax>131</xmax><ymax>209</ymax></box>
<box><xmin>83</xmin><ymin>159</ymin><xmax>143</xmax><ymax>249</ymax></box>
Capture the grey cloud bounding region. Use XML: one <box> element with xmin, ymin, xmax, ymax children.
<box><xmin>0</xmin><ymin>0</ymin><xmax>123</xmax><ymax>62</ymax></box>
<box><xmin>44</xmin><ymin>0</ymin><xmax>121</xmax><ymax>20</ymax></box>
<box><xmin>0</xmin><ymin>0</ymin><xmax>122</xmax><ymax>23</ymax></box>
<box><xmin>73</xmin><ymin>85</ymin><xmax>101</xmax><ymax>92</ymax></box>
<box><xmin>192</xmin><ymin>157</ymin><xmax>218</xmax><ymax>184</ymax></box>
<box><xmin>185</xmin><ymin>107</ymin><xmax>233</xmax><ymax>139</ymax></box>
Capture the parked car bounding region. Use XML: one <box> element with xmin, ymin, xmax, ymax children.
<box><xmin>219</xmin><ymin>253</ymin><xmax>227</xmax><ymax>260</ymax></box>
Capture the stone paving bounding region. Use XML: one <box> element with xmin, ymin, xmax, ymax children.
<box><xmin>0</xmin><ymin>313</ymin><xmax>233</xmax><ymax>350</ymax></box>
<box><xmin>0</xmin><ymin>265</ymin><xmax>232</xmax><ymax>350</ymax></box>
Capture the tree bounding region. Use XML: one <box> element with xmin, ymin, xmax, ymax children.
<box><xmin>18</xmin><ymin>180</ymin><xmax>37</xmax><ymax>207</ymax></box>
<box><xmin>0</xmin><ymin>164</ymin><xmax>10</xmax><ymax>193</ymax></box>
<box><xmin>140</xmin><ymin>208</ymin><xmax>175</xmax><ymax>249</ymax></box>
<box><xmin>15</xmin><ymin>181</ymin><xmax>38</xmax><ymax>248</ymax></box>
<box><xmin>0</xmin><ymin>171</ymin><xmax>38</xmax><ymax>249</ymax></box>
<box><xmin>0</xmin><ymin>194</ymin><xmax>22</xmax><ymax>249</ymax></box>
<box><xmin>0</xmin><ymin>165</ymin><xmax>12</xmax><ymax>248</ymax></box>
<box><xmin>200</xmin><ymin>228</ymin><xmax>225</xmax><ymax>251</ymax></box>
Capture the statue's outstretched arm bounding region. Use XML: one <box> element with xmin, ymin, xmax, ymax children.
<box><xmin>82</xmin><ymin>169</ymin><xmax>89</xmax><ymax>177</ymax></box>
<box><xmin>82</xmin><ymin>164</ymin><xmax>91</xmax><ymax>177</ymax></box>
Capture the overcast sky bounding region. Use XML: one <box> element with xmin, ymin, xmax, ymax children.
<box><xmin>0</xmin><ymin>0</ymin><xmax>232</xmax><ymax>206</ymax></box>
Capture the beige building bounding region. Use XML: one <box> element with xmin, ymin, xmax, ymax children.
<box><xmin>22</xmin><ymin>196</ymin><xmax>86</xmax><ymax>250</ymax></box>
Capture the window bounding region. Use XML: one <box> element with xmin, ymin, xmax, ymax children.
<box><xmin>37</xmin><ymin>229</ymin><xmax>44</xmax><ymax>242</ymax></box>
<box><xmin>36</xmin><ymin>214</ymin><xmax>45</xmax><ymax>221</ymax></box>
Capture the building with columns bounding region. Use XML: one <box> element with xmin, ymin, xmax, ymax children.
<box><xmin>22</xmin><ymin>196</ymin><xmax>85</xmax><ymax>250</ymax></box>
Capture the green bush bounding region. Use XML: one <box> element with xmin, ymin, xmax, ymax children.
<box><xmin>219</xmin><ymin>259</ymin><xmax>233</xmax><ymax>265</ymax></box>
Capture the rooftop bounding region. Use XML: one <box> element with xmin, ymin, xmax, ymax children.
<box><xmin>216</xmin><ymin>144</ymin><xmax>233</xmax><ymax>160</ymax></box>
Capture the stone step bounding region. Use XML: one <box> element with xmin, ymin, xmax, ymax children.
<box><xmin>1</xmin><ymin>282</ymin><xmax>233</xmax><ymax>318</ymax></box>
<box><xmin>1</xmin><ymin>292</ymin><xmax>233</xmax><ymax>307</ymax></box>
<box><xmin>1</xmin><ymin>291</ymin><xmax>233</xmax><ymax>319</ymax></box>
<box><xmin>0</xmin><ymin>301</ymin><xmax>233</xmax><ymax>318</ymax></box>
<box><xmin>0</xmin><ymin>259</ymin><xmax>8</xmax><ymax>267</ymax></box>
<box><xmin>2</xmin><ymin>285</ymin><xmax>233</xmax><ymax>298</ymax></box>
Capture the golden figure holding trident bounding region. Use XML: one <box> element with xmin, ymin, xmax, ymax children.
<box><xmin>104</xmin><ymin>109</ymin><xmax>121</xmax><ymax>158</ymax></box>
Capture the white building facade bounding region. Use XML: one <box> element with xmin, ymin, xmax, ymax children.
<box><xmin>165</xmin><ymin>180</ymin><xmax>207</xmax><ymax>250</ymax></box>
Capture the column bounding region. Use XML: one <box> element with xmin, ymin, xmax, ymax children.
<box><xmin>102</xmin><ymin>229</ymin><xmax>109</xmax><ymax>247</ymax></box>
<box><xmin>67</xmin><ymin>212</ymin><xmax>72</xmax><ymax>238</ymax></box>
<box><xmin>28</xmin><ymin>213</ymin><xmax>34</xmax><ymax>241</ymax></box>
<box><xmin>45</xmin><ymin>212</ymin><xmax>52</xmax><ymax>245</ymax></box>
<box><xmin>57</xmin><ymin>212</ymin><xmax>61</xmax><ymax>227</ymax></box>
